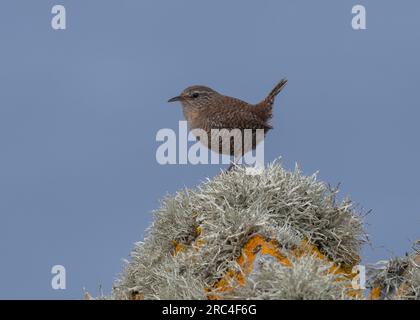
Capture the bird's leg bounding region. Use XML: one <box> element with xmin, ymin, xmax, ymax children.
<box><xmin>226</xmin><ymin>155</ymin><xmax>242</xmax><ymax>172</ymax></box>
<box><xmin>227</xmin><ymin>163</ymin><xmax>235</xmax><ymax>171</ymax></box>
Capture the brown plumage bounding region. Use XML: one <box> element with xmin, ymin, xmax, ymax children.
<box><xmin>168</xmin><ymin>79</ymin><xmax>287</xmax><ymax>162</ymax></box>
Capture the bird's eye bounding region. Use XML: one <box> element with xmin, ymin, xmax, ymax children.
<box><xmin>191</xmin><ymin>92</ymin><xmax>200</xmax><ymax>98</ymax></box>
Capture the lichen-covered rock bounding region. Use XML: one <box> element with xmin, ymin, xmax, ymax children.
<box><xmin>368</xmin><ymin>241</ymin><xmax>420</xmax><ymax>300</ymax></box>
<box><xmin>111</xmin><ymin>161</ymin><xmax>367</xmax><ymax>300</ymax></box>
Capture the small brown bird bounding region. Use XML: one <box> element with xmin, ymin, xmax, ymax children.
<box><xmin>168</xmin><ymin>79</ymin><xmax>287</xmax><ymax>168</ymax></box>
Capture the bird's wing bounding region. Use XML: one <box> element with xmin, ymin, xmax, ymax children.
<box><xmin>208</xmin><ymin>99</ymin><xmax>272</xmax><ymax>131</ymax></box>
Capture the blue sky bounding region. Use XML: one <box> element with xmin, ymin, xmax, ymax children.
<box><xmin>0</xmin><ymin>1</ymin><xmax>419</xmax><ymax>299</ymax></box>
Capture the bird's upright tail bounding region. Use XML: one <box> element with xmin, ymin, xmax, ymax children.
<box><xmin>263</xmin><ymin>78</ymin><xmax>288</xmax><ymax>107</ymax></box>
<box><xmin>255</xmin><ymin>78</ymin><xmax>287</xmax><ymax>121</ymax></box>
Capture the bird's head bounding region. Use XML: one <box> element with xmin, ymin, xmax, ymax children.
<box><xmin>168</xmin><ymin>86</ymin><xmax>220</xmax><ymax>110</ymax></box>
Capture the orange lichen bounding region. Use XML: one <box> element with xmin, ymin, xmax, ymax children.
<box><xmin>207</xmin><ymin>234</ymin><xmax>292</xmax><ymax>299</ymax></box>
<box><xmin>172</xmin><ymin>225</ymin><xmax>203</xmax><ymax>255</ymax></box>
<box><xmin>193</xmin><ymin>226</ymin><xmax>204</xmax><ymax>249</ymax></box>
<box><xmin>292</xmin><ymin>240</ymin><xmax>356</xmax><ymax>276</ymax></box>
<box><xmin>238</xmin><ymin>235</ymin><xmax>292</xmax><ymax>272</ymax></box>
<box><xmin>292</xmin><ymin>240</ymin><xmax>363</xmax><ymax>298</ymax></box>
<box><xmin>172</xmin><ymin>240</ymin><xmax>184</xmax><ymax>255</ymax></box>
<box><xmin>131</xmin><ymin>292</ymin><xmax>144</xmax><ymax>300</ymax></box>
<box><xmin>195</xmin><ymin>225</ymin><xmax>202</xmax><ymax>237</ymax></box>
<box><xmin>369</xmin><ymin>287</ymin><xmax>381</xmax><ymax>300</ymax></box>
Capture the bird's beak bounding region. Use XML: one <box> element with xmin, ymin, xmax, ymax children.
<box><xmin>168</xmin><ymin>96</ymin><xmax>182</xmax><ymax>103</ymax></box>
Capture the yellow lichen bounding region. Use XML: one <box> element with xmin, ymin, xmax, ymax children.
<box><xmin>172</xmin><ymin>240</ymin><xmax>184</xmax><ymax>255</ymax></box>
<box><xmin>369</xmin><ymin>287</ymin><xmax>381</xmax><ymax>300</ymax></box>
<box><xmin>172</xmin><ymin>225</ymin><xmax>203</xmax><ymax>255</ymax></box>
